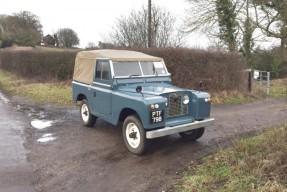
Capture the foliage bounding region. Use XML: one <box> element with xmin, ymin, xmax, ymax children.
<box><xmin>185</xmin><ymin>0</ymin><xmax>287</xmax><ymax>62</ymax></box>
<box><xmin>0</xmin><ymin>47</ymin><xmax>247</xmax><ymax>92</ymax></box>
<box><xmin>0</xmin><ymin>11</ymin><xmax>42</xmax><ymax>47</ymax></box>
<box><xmin>252</xmin><ymin>0</ymin><xmax>287</xmax><ymax>60</ymax></box>
<box><xmin>136</xmin><ymin>48</ymin><xmax>247</xmax><ymax>92</ymax></box>
<box><xmin>251</xmin><ymin>47</ymin><xmax>287</xmax><ymax>78</ymax></box>
<box><xmin>185</xmin><ymin>0</ymin><xmax>243</xmax><ymax>52</ymax></box>
<box><xmin>43</xmin><ymin>34</ymin><xmax>55</xmax><ymax>46</ymax></box>
<box><xmin>0</xmin><ymin>48</ymin><xmax>78</xmax><ymax>81</ymax></box>
<box><xmin>215</xmin><ymin>0</ymin><xmax>238</xmax><ymax>52</ymax></box>
<box><xmin>57</xmin><ymin>28</ymin><xmax>80</xmax><ymax>48</ymax></box>
<box><xmin>108</xmin><ymin>6</ymin><xmax>185</xmax><ymax>48</ymax></box>
<box><xmin>85</xmin><ymin>42</ymin><xmax>97</xmax><ymax>49</ymax></box>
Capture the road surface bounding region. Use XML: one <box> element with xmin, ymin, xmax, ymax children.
<box><xmin>0</xmin><ymin>93</ymin><xmax>34</xmax><ymax>192</ymax></box>
<box><xmin>0</xmin><ymin>92</ymin><xmax>286</xmax><ymax>192</ymax></box>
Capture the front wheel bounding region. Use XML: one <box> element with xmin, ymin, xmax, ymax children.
<box><xmin>80</xmin><ymin>99</ymin><xmax>97</xmax><ymax>127</ymax></box>
<box><xmin>179</xmin><ymin>127</ymin><xmax>205</xmax><ymax>141</ymax></box>
<box><xmin>123</xmin><ymin>115</ymin><xmax>147</xmax><ymax>155</ymax></box>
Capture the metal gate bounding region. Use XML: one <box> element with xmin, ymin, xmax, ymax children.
<box><xmin>250</xmin><ymin>70</ymin><xmax>270</xmax><ymax>95</ymax></box>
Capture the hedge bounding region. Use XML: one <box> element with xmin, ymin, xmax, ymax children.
<box><xmin>0</xmin><ymin>48</ymin><xmax>247</xmax><ymax>92</ymax></box>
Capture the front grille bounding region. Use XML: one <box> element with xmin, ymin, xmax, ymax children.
<box><xmin>167</xmin><ymin>93</ymin><xmax>188</xmax><ymax>117</ymax></box>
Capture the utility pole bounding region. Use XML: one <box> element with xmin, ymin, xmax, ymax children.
<box><xmin>148</xmin><ymin>0</ymin><xmax>152</xmax><ymax>48</ymax></box>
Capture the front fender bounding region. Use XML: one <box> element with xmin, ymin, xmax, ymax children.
<box><xmin>112</xmin><ymin>91</ymin><xmax>167</xmax><ymax>129</ymax></box>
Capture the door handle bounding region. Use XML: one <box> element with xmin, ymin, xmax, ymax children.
<box><xmin>93</xmin><ymin>92</ymin><xmax>96</xmax><ymax>97</ymax></box>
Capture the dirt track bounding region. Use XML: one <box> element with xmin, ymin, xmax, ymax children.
<box><xmin>1</xmin><ymin>95</ymin><xmax>287</xmax><ymax>192</ymax></box>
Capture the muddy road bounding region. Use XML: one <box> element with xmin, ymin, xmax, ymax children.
<box><xmin>1</xmin><ymin>93</ymin><xmax>287</xmax><ymax>192</ymax></box>
<box><xmin>0</xmin><ymin>94</ymin><xmax>34</xmax><ymax>192</ymax></box>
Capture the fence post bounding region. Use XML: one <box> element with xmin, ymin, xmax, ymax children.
<box><xmin>259</xmin><ymin>71</ymin><xmax>263</xmax><ymax>90</ymax></box>
<box><xmin>248</xmin><ymin>70</ymin><xmax>252</xmax><ymax>92</ymax></box>
<box><xmin>267</xmin><ymin>72</ymin><xmax>270</xmax><ymax>95</ymax></box>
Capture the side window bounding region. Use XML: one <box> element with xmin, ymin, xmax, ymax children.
<box><xmin>95</xmin><ymin>61</ymin><xmax>111</xmax><ymax>80</ymax></box>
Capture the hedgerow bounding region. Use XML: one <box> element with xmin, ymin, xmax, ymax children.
<box><xmin>0</xmin><ymin>48</ymin><xmax>247</xmax><ymax>91</ymax></box>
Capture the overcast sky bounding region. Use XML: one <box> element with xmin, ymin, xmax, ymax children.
<box><xmin>0</xmin><ymin>0</ymin><xmax>211</xmax><ymax>48</ymax></box>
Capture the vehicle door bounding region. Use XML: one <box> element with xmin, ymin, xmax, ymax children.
<box><xmin>92</xmin><ymin>59</ymin><xmax>112</xmax><ymax>117</ymax></box>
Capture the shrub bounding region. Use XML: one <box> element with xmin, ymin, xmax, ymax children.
<box><xmin>250</xmin><ymin>48</ymin><xmax>287</xmax><ymax>78</ymax></box>
<box><xmin>139</xmin><ymin>48</ymin><xmax>247</xmax><ymax>92</ymax></box>
<box><xmin>0</xmin><ymin>49</ymin><xmax>78</xmax><ymax>81</ymax></box>
<box><xmin>0</xmin><ymin>48</ymin><xmax>247</xmax><ymax>92</ymax></box>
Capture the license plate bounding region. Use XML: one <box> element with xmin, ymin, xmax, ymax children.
<box><xmin>150</xmin><ymin>110</ymin><xmax>164</xmax><ymax>124</ymax></box>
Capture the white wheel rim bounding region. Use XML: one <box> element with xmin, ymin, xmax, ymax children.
<box><xmin>126</xmin><ymin>122</ymin><xmax>140</xmax><ymax>149</ymax></box>
<box><xmin>81</xmin><ymin>104</ymin><xmax>89</xmax><ymax>122</ymax></box>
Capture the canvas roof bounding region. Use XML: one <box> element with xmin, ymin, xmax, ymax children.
<box><xmin>73</xmin><ymin>49</ymin><xmax>163</xmax><ymax>85</ymax></box>
<box><xmin>76</xmin><ymin>49</ymin><xmax>163</xmax><ymax>62</ymax></box>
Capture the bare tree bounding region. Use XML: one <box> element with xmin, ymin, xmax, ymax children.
<box><xmin>252</xmin><ymin>0</ymin><xmax>287</xmax><ymax>60</ymax></box>
<box><xmin>57</xmin><ymin>28</ymin><xmax>79</xmax><ymax>48</ymax></box>
<box><xmin>108</xmin><ymin>6</ymin><xmax>185</xmax><ymax>48</ymax></box>
<box><xmin>13</xmin><ymin>11</ymin><xmax>43</xmax><ymax>35</ymax></box>
<box><xmin>185</xmin><ymin>0</ymin><xmax>257</xmax><ymax>57</ymax></box>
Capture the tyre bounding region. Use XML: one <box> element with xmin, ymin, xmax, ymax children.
<box><xmin>123</xmin><ymin>115</ymin><xmax>147</xmax><ymax>155</ymax></box>
<box><xmin>179</xmin><ymin>127</ymin><xmax>205</xmax><ymax>141</ymax></box>
<box><xmin>80</xmin><ymin>99</ymin><xmax>97</xmax><ymax>127</ymax></box>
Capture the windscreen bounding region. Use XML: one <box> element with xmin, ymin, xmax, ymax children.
<box><xmin>113</xmin><ymin>61</ymin><xmax>167</xmax><ymax>77</ymax></box>
<box><xmin>140</xmin><ymin>62</ymin><xmax>167</xmax><ymax>76</ymax></box>
<box><xmin>113</xmin><ymin>62</ymin><xmax>141</xmax><ymax>77</ymax></box>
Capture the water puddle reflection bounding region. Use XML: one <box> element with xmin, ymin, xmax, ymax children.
<box><xmin>37</xmin><ymin>133</ymin><xmax>56</xmax><ymax>143</ymax></box>
<box><xmin>31</xmin><ymin>119</ymin><xmax>53</xmax><ymax>129</ymax></box>
<box><xmin>0</xmin><ymin>92</ymin><xmax>9</xmax><ymax>103</ymax></box>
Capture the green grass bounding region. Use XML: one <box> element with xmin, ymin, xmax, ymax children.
<box><xmin>211</xmin><ymin>91</ymin><xmax>259</xmax><ymax>105</ymax></box>
<box><xmin>211</xmin><ymin>78</ymin><xmax>287</xmax><ymax>105</ymax></box>
<box><xmin>269</xmin><ymin>79</ymin><xmax>287</xmax><ymax>98</ymax></box>
<box><xmin>0</xmin><ymin>69</ymin><xmax>72</xmax><ymax>106</ymax></box>
<box><xmin>176</xmin><ymin>126</ymin><xmax>287</xmax><ymax>192</ymax></box>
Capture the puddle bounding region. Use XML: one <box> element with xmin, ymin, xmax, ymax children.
<box><xmin>17</xmin><ymin>105</ymin><xmax>46</xmax><ymax>119</ymax></box>
<box><xmin>37</xmin><ymin>133</ymin><xmax>56</xmax><ymax>143</ymax></box>
<box><xmin>31</xmin><ymin>119</ymin><xmax>53</xmax><ymax>129</ymax></box>
<box><xmin>0</xmin><ymin>92</ymin><xmax>9</xmax><ymax>103</ymax></box>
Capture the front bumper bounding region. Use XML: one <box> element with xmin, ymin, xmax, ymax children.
<box><xmin>146</xmin><ymin>118</ymin><xmax>215</xmax><ymax>139</ymax></box>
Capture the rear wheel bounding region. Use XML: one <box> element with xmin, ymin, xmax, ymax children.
<box><xmin>179</xmin><ymin>127</ymin><xmax>205</xmax><ymax>141</ymax></box>
<box><xmin>123</xmin><ymin>115</ymin><xmax>147</xmax><ymax>155</ymax></box>
<box><xmin>80</xmin><ymin>99</ymin><xmax>97</xmax><ymax>127</ymax></box>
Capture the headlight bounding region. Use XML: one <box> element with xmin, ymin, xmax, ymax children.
<box><xmin>182</xmin><ymin>95</ymin><xmax>189</xmax><ymax>105</ymax></box>
<box><xmin>205</xmin><ymin>98</ymin><xmax>211</xmax><ymax>103</ymax></box>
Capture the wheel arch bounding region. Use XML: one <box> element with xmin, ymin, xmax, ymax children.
<box><xmin>118</xmin><ymin>108</ymin><xmax>142</xmax><ymax>124</ymax></box>
<box><xmin>76</xmin><ymin>94</ymin><xmax>87</xmax><ymax>102</ymax></box>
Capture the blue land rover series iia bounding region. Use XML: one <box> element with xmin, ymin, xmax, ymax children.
<box><xmin>72</xmin><ymin>50</ymin><xmax>214</xmax><ymax>155</ymax></box>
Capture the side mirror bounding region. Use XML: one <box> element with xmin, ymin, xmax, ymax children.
<box><xmin>136</xmin><ymin>86</ymin><xmax>142</xmax><ymax>93</ymax></box>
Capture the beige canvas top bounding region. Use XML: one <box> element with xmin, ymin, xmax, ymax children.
<box><xmin>73</xmin><ymin>49</ymin><xmax>163</xmax><ymax>85</ymax></box>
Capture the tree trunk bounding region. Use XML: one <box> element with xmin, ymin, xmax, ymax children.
<box><xmin>281</xmin><ymin>38</ymin><xmax>286</xmax><ymax>61</ymax></box>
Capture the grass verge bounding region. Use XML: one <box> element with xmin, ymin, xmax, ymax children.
<box><xmin>0</xmin><ymin>68</ymin><xmax>286</xmax><ymax>106</ymax></box>
<box><xmin>211</xmin><ymin>78</ymin><xmax>287</xmax><ymax>105</ymax></box>
<box><xmin>269</xmin><ymin>78</ymin><xmax>287</xmax><ymax>98</ymax></box>
<box><xmin>211</xmin><ymin>91</ymin><xmax>259</xmax><ymax>105</ymax></box>
<box><xmin>176</xmin><ymin>125</ymin><xmax>287</xmax><ymax>192</ymax></box>
<box><xmin>0</xmin><ymin>69</ymin><xmax>72</xmax><ymax>106</ymax></box>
